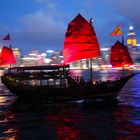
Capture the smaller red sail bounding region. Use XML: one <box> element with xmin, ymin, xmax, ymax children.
<box><xmin>110</xmin><ymin>41</ymin><xmax>133</xmax><ymax>67</ymax></box>
<box><xmin>63</xmin><ymin>14</ymin><xmax>100</xmax><ymax>64</ymax></box>
<box><xmin>0</xmin><ymin>46</ymin><xmax>16</xmax><ymax>66</ymax></box>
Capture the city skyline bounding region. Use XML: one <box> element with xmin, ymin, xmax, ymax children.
<box><xmin>0</xmin><ymin>0</ymin><xmax>140</xmax><ymax>55</ymax></box>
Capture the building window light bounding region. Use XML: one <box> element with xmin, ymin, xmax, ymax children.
<box><xmin>132</xmin><ymin>39</ymin><xmax>137</xmax><ymax>46</ymax></box>
<box><xmin>127</xmin><ymin>39</ymin><xmax>132</xmax><ymax>45</ymax></box>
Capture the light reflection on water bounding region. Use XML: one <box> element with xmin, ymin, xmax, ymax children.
<box><xmin>0</xmin><ymin>72</ymin><xmax>140</xmax><ymax>139</ymax></box>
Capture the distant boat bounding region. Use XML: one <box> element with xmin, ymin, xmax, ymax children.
<box><xmin>1</xmin><ymin>14</ymin><xmax>134</xmax><ymax>102</ymax></box>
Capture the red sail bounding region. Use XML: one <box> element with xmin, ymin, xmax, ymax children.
<box><xmin>0</xmin><ymin>46</ymin><xmax>16</xmax><ymax>66</ymax></box>
<box><xmin>63</xmin><ymin>14</ymin><xmax>100</xmax><ymax>64</ymax></box>
<box><xmin>110</xmin><ymin>41</ymin><xmax>133</xmax><ymax>67</ymax></box>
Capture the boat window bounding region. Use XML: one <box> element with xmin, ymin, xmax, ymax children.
<box><xmin>29</xmin><ymin>80</ymin><xmax>40</xmax><ymax>85</ymax></box>
<box><xmin>48</xmin><ymin>79</ymin><xmax>54</xmax><ymax>85</ymax></box>
<box><xmin>41</xmin><ymin>80</ymin><xmax>48</xmax><ymax>85</ymax></box>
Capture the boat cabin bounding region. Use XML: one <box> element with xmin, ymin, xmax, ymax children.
<box><xmin>3</xmin><ymin>65</ymin><xmax>70</xmax><ymax>88</ymax></box>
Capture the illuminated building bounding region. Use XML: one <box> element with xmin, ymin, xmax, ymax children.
<box><xmin>126</xmin><ymin>26</ymin><xmax>140</xmax><ymax>64</ymax></box>
<box><xmin>67</xmin><ymin>48</ymin><xmax>111</xmax><ymax>69</ymax></box>
<box><xmin>12</xmin><ymin>47</ymin><xmax>21</xmax><ymax>58</ymax></box>
<box><xmin>100</xmin><ymin>48</ymin><xmax>110</xmax><ymax>64</ymax></box>
<box><xmin>10</xmin><ymin>47</ymin><xmax>21</xmax><ymax>67</ymax></box>
<box><xmin>127</xmin><ymin>25</ymin><xmax>137</xmax><ymax>47</ymax></box>
<box><xmin>20</xmin><ymin>49</ymin><xmax>64</xmax><ymax>66</ymax></box>
<box><xmin>46</xmin><ymin>50</ymin><xmax>63</xmax><ymax>65</ymax></box>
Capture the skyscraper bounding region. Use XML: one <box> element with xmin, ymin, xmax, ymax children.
<box><xmin>127</xmin><ymin>25</ymin><xmax>137</xmax><ymax>47</ymax></box>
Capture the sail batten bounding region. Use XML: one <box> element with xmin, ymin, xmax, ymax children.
<box><xmin>110</xmin><ymin>41</ymin><xmax>133</xmax><ymax>67</ymax></box>
<box><xmin>63</xmin><ymin>14</ymin><xmax>100</xmax><ymax>64</ymax></box>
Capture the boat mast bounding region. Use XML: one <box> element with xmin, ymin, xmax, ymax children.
<box><xmin>122</xmin><ymin>35</ymin><xmax>125</xmax><ymax>77</ymax></box>
<box><xmin>122</xmin><ymin>35</ymin><xmax>124</xmax><ymax>45</ymax></box>
<box><xmin>0</xmin><ymin>49</ymin><xmax>1</xmax><ymax>66</ymax></box>
<box><xmin>89</xmin><ymin>18</ymin><xmax>94</xmax><ymax>82</ymax></box>
<box><xmin>9</xmin><ymin>44</ymin><xmax>12</xmax><ymax>68</ymax></box>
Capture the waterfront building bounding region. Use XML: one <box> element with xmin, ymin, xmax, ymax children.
<box><xmin>67</xmin><ymin>48</ymin><xmax>111</xmax><ymax>69</ymax></box>
<box><xmin>127</xmin><ymin>25</ymin><xmax>137</xmax><ymax>48</ymax></box>
<box><xmin>12</xmin><ymin>47</ymin><xmax>22</xmax><ymax>66</ymax></box>
<box><xmin>46</xmin><ymin>50</ymin><xmax>63</xmax><ymax>65</ymax></box>
<box><xmin>100</xmin><ymin>48</ymin><xmax>110</xmax><ymax>65</ymax></box>
<box><xmin>21</xmin><ymin>50</ymin><xmax>37</xmax><ymax>66</ymax></box>
<box><xmin>126</xmin><ymin>26</ymin><xmax>140</xmax><ymax>64</ymax></box>
<box><xmin>20</xmin><ymin>49</ymin><xmax>63</xmax><ymax>66</ymax></box>
<box><xmin>12</xmin><ymin>47</ymin><xmax>21</xmax><ymax>58</ymax></box>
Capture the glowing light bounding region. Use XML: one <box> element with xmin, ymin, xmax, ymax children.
<box><xmin>59</xmin><ymin>55</ymin><xmax>63</xmax><ymax>58</ymax></box>
<box><xmin>123</xmin><ymin>64</ymin><xmax>129</xmax><ymax>67</ymax></box>
<box><xmin>0</xmin><ymin>96</ymin><xmax>7</xmax><ymax>103</ymax></box>
<box><xmin>100</xmin><ymin>48</ymin><xmax>109</xmax><ymax>51</ymax></box>
<box><xmin>100</xmin><ymin>64</ymin><xmax>112</xmax><ymax>69</ymax></box>
<box><xmin>46</xmin><ymin>50</ymin><xmax>54</xmax><ymax>53</ymax></box>
<box><xmin>132</xmin><ymin>39</ymin><xmax>137</xmax><ymax>46</ymax></box>
<box><xmin>136</xmin><ymin>44</ymin><xmax>140</xmax><ymax>47</ymax></box>
<box><xmin>29</xmin><ymin>53</ymin><xmax>37</xmax><ymax>56</ymax></box>
<box><xmin>129</xmin><ymin>26</ymin><xmax>134</xmax><ymax>30</ymax></box>
<box><xmin>92</xmin><ymin>65</ymin><xmax>99</xmax><ymax>69</ymax></box>
<box><xmin>41</xmin><ymin>53</ymin><xmax>47</xmax><ymax>56</ymax></box>
<box><xmin>90</xmin><ymin>18</ymin><xmax>94</xmax><ymax>24</ymax></box>
<box><xmin>0</xmin><ymin>70</ymin><xmax>3</xmax><ymax>76</ymax></box>
<box><xmin>44</xmin><ymin>58</ymin><xmax>52</xmax><ymax>63</ymax></box>
<box><xmin>38</xmin><ymin>55</ymin><xmax>42</xmax><ymax>65</ymax></box>
<box><xmin>127</xmin><ymin>39</ymin><xmax>132</xmax><ymax>45</ymax></box>
<box><xmin>127</xmin><ymin>32</ymin><xmax>135</xmax><ymax>35</ymax></box>
<box><xmin>3</xmin><ymin>136</ymin><xmax>16</xmax><ymax>140</ymax></box>
<box><xmin>92</xmin><ymin>81</ymin><xmax>96</xmax><ymax>85</ymax></box>
<box><xmin>3</xmin><ymin>128</ymin><xmax>17</xmax><ymax>134</ymax></box>
<box><xmin>22</xmin><ymin>57</ymin><xmax>38</xmax><ymax>60</ymax></box>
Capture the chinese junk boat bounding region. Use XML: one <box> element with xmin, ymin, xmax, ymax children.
<box><xmin>1</xmin><ymin>14</ymin><xmax>134</xmax><ymax>102</ymax></box>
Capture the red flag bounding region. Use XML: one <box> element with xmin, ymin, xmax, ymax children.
<box><xmin>111</xmin><ymin>25</ymin><xmax>122</xmax><ymax>36</ymax></box>
<box><xmin>3</xmin><ymin>34</ymin><xmax>10</xmax><ymax>40</ymax></box>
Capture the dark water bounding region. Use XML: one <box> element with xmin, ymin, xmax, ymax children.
<box><xmin>0</xmin><ymin>72</ymin><xmax>140</xmax><ymax>140</ymax></box>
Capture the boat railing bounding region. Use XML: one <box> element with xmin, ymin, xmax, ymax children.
<box><xmin>68</xmin><ymin>71</ymin><xmax>78</xmax><ymax>81</ymax></box>
<box><xmin>3</xmin><ymin>68</ymin><xmax>69</xmax><ymax>80</ymax></box>
<box><xmin>68</xmin><ymin>71</ymin><xmax>85</xmax><ymax>86</ymax></box>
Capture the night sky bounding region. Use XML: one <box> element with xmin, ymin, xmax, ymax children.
<box><xmin>0</xmin><ymin>0</ymin><xmax>140</xmax><ymax>55</ymax></box>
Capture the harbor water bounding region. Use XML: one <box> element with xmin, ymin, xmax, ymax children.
<box><xmin>0</xmin><ymin>70</ymin><xmax>140</xmax><ymax>140</ymax></box>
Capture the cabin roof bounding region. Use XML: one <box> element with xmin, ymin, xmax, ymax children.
<box><xmin>9</xmin><ymin>65</ymin><xmax>70</xmax><ymax>71</ymax></box>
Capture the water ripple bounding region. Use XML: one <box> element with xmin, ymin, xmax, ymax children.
<box><xmin>0</xmin><ymin>73</ymin><xmax>140</xmax><ymax>139</ymax></box>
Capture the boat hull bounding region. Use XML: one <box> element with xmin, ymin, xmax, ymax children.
<box><xmin>1</xmin><ymin>74</ymin><xmax>133</xmax><ymax>102</ymax></box>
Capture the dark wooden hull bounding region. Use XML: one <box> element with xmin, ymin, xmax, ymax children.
<box><xmin>1</xmin><ymin>74</ymin><xmax>133</xmax><ymax>102</ymax></box>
